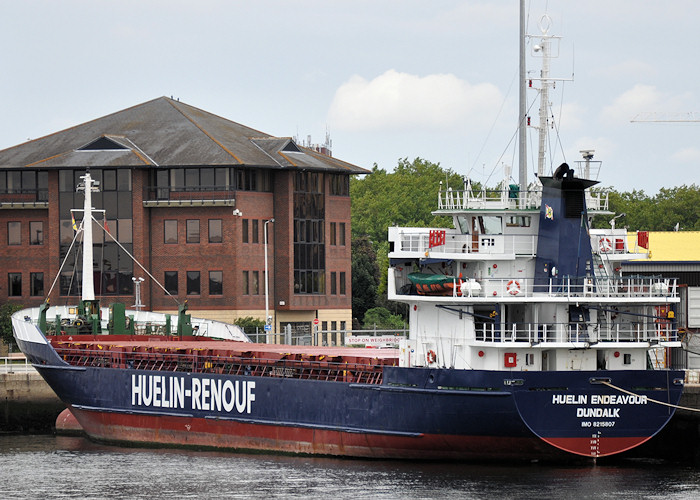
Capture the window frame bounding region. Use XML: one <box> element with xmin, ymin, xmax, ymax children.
<box><xmin>8</xmin><ymin>273</ymin><xmax>22</xmax><ymax>297</ymax></box>
<box><xmin>208</xmin><ymin>219</ymin><xmax>223</xmax><ymax>244</ymax></box>
<box><xmin>164</xmin><ymin>220</ymin><xmax>178</xmax><ymax>244</ymax></box>
<box><xmin>8</xmin><ymin>221</ymin><xmax>21</xmax><ymax>245</ymax></box>
<box><xmin>209</xmin><ymin>270</ymin><xmax>223</xmax><ymax>295</ymax></box>
<box><xmin>30</xmin><ymin>272</ymin><xmax>44</xmax><ymax>296</ymax></box>
<box><xmin>186</xmin><ymin>219</ymin><xmax>200</xmax><ymax>244</ymax></box>
<box><xmin>164</xmin><ymin>271</ymin><xmax>178</xmax><ymax>295</ymax></box>
<box><xmin>29</xmin><ymin>221</ymin><xmax>44</xmax><ymax>245</ymax></box>
<box><xmin>186</xmin><ymin>270</ymin><xmax>201</xmax><ymax>295</ymax></box>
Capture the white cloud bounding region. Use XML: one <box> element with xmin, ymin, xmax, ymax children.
<box><xmin>328</xmin><ymin>69</ymin><xmax>502</xmax><ymax>132</ymax></box>
<box><xmin>592</xmin><ymin>60</ymin><xmax>656</xmax><ymax>80</ymax></box>
<box><xmin>601</xmin><ymin>84</ymin><xmax>696</xmax><ymax>124</ymax></box>
<box><xmin>601</xmin><ymin>84</ymin><xmax>662</xmax><ymax>124</ymax></box>
<box><xmin>556</xmin><ymin>102</ymin><xmax>586</xmax><ymax>131</ymax></box>
<box><xmin>671</xmin><ymin>147</ymin><xmax>700</xmax><ymax>163</ymax></box>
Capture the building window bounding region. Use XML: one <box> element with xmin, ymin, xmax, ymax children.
<box><xmin>117</xmin><ymin>219</ymin><xmax>133</xmax><ymax>243</ymax></box>
<box><xmin>164</xmin><ymin>271</ymin><xmax>178</xmax><ymax>295</ymax></box>
<box><xmin>243</xmin><ymin>271</ymin><xmax>249</xmax><ymax>295</ymax></box>
<box><xmin>339</xmin><ymin>223</ymin><xmax>346</xmax><ymax>246</ymax></box>
<box><xmin>252</xmin><ymin>270</ymin><xmax>259</xmax><ymax>294</ymax></box>
<box><xmin>186</xmin><ymin>220</ymin><xmax>200</xmax><ymax>243</ymax></box>
<box><xmin>8</xmin><ymin>273</ymin><xmax>21</xmax><ymax>296</ymax></box>
<box><xmin>293</xmin><ymin>171</ymin><xmax>325</xmax><ymax>294</ymax></box>
<box><xmin>186</xmin><ymin>271</ymin><xmax>200</xmax><ymax>295</ymax></box>
<box><xmin>209</xmin><ymin>219</ymin><xmax>222</xmax><ymax>243</ymax></box>
<box><xmin>0</xmin><ymin>170</ymin><xmax>48</xmax><ymax>200</ymax></box>
<box><xmin>164</xmin><ymin>220</ymin><xmax>178</xmax><ymax>244</ymax></box>
<box><xmin>330</xmin><ymin>222</ymin><xmax>336</xmax><ymax>245</ymax></box>
<box><xmin>340</xmin><ymin>321</ymin><xmax>346</xmax><ymax>331</ymax></box>
<box><xmin>331</xmin><ymin>272</ymin><xmax>337</xmax><ymax>295</ymax></box>
<box><xmin>209</xmin><ymin>271</ymin><xmax>223</xmax><ymax>295</ymax></box>
<box><xmin>340</xmin><ymin>272</ymin><xmax>346</xmax><ymax>295</ymax></box>
<box><xmin>329</xmin><ymin>174</ymin><xmax>350</xmax><ymax>196</ymax></box>
<box><xmin>8</xmin><ymin>222</ymin><xmax>21</xmax><ymax>245</ymax></box>
<box><xmin>252</xmin><ymin>219</ymin><xmax>259</xmax><ymax>244</ymax></box>
<box><xmin>58</xmin><ymin>169</ymin><xmax>134</xmax><ymax>297</ymax></box>
<box><xmin>29</xmin><ymin>222</ymin><xmax>44</xmax><ymax>245</ymax></box>
<box><xmin>242</xmin><ymin>219</ymin><xmax>249</xmax><ymax>243</ymax></box>
<box><xmin>30</xmin><ymin>273</ymin><xmax>44</xmax><ymax>296</ymax></box>
<box><xmin>331</xmin><ymin>321</ymin><xmax>337</xmax><ymax>332</ymax></box>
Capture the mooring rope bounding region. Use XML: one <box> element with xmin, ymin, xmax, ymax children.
<box><xmin>602</xmin><ymin>380</ymin><xmax>700</xmax><ymax>413</ymax></box>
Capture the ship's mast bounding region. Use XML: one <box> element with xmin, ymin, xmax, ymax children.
<box><xmin>536</xmin><ymin>28</ymin><xmax>551</xmax><ymax>177</ymax></box>
<box><xmin>518</xmin><ymin>0</ymin><xmax>527</xmax><ymax>205</ymax></box>
<box><xmin>76</xmin><ymin>172</ymin><xmax>99</xmax><ymax>301</ymax></box>
<box><xmin>528</xmin><ymin>14</ymin><xmax>565</xmax><ymax>179</ymax></box>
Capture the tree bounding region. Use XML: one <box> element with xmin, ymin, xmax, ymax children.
<box><xmin>596</xmin><ymin>184</ymin><xmax>700</xmax><ymax>231</ymax></box>
<box><xmin>0</xmin><ymin>302</ymin><xmax>24</xmax><ymax>349</ymax></box>
<box><xmin>351</xmin><ymin>236</ymin><xmax>379</xmax><ymax>325</ymax></box>
<box><xmin>350</xmin><ymin>158</ymin><xmax>466</xmax><ymax>318</ymax></box>
<box><xmin>233</xmin><ymin>316</ymin><xmax>265</xmax><ymax>331</ymax></box>
<box><xmin>350</xmin><ymin>158</ymin><xmax>464</xmax><ymax>244</ymax></box>
<box><xmin>362</xmin><ymin>307</ymin><xmax>405</xmax><ymax>330</ymax></box>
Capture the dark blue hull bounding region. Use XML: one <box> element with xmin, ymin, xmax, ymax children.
<box><xmin>17</xmin><ymin>335</ymin><xmax>684</xmax><ymax>459</ymax></box>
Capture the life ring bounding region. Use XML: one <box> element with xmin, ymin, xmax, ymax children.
<box><xmin>506</xmin><ymin>280</ymin><xmax>521</xmax><ymax>295</ymax></box>
<box><xmin>426</xmin><ymin>350</ymin><xmax>436</xmax><ymax>364</ymax></box>
<box><xmin>599</xmin><ymin>237</ymin><xmax>612</xmax><ymax>253</ymax></box>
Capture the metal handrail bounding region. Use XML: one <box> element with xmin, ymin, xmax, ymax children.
<box><xmin>143</xmin><ymin>185</ymin><xmax>236</xmax><ymax>202</ymax></box>
<box><xmin>474</xmin><ymin>321</ymin><xmax>678</xmax><ymax>344</ymax></box>
<box><xmin>0</xmin><ymin>356</ymin><xmax>33</xmax><ymax>373</ymax></box>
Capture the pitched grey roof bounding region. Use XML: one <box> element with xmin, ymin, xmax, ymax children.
<box><xmin>0</xmin><ymin>97</ymin><xmax>368</xmax><ymax>174</ymax></box>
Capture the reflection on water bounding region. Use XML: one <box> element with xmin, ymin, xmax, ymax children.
<box><xmin>1</xmin><ymin>435</ymin><xmax>699</xmax><ymax>500</ymax></box>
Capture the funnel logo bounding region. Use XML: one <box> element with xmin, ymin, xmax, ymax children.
<box><xmin>545</xmin><ymin>205</ymin><xmax>554</xmax><ymax>220</ymax></box>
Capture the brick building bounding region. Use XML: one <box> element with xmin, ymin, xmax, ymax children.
<box><xmin>0</xmin><ymin>97</ymin><xmax>368</xmax><ymax>343</ymax></box>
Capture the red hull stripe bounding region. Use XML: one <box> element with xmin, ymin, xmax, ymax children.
<box><xmin>542</xmin><ymin>436</ymin><xmax>651</xmax><ymax>458</ymax></box>
<box><xmin>71</xmin><ymin>407</ymin><xmax>566</xmax><ymax>460</ymax></box>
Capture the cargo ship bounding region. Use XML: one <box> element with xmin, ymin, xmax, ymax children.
<box><xmin>12</xmin><ymin>6</ymin><xmax>684</xmax><ymax>460</ymax></box>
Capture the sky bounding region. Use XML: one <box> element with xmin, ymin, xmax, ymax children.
<box><xmin>1</xmin><ymin>0</ymin><xmax>699</xmax><ymax>194</ymax></box>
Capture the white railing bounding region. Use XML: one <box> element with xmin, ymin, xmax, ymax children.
<box><xmin>475</xmin><ymin>321</ymin><xmax>678</xmax><ymax>344</ymax></box>
<box><xmin>0</xmin><ymin>355</ymin><xmax>34</xmax><ymax>373</ymax></box>
<box><xmin>394</xmin><ymin>275</ymin><xmax>678</xmax><ymax>299</ymax></box>
<box><xmin>437</xmin><ymin>186</ymin><xmax>608</xmax><ymax>212</ymax></box>
<box><xmin>394</xmin><ymin>230</ymin><xmax>537</xmax><ymax>256</ymax></box>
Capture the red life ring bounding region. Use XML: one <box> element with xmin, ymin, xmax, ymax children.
<box><xmin>506</xmin><ymin>280</ymin><xmax>520</xmax><ymax>295</ymax></box>
<box><xmin>426</xmin><ymin>349</ymin><xmax>437</xmax><ymax>364</ymax></box>
<box><xmin>599</xmin><ymin>237</ymin><xmax>612</xmax><ymax>253</ymax></box>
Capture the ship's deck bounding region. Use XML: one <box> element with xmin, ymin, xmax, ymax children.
<box><xmin>47</xmin><ymin>334</ymin><xmax>399</xmax><ymax>385</ymax></box>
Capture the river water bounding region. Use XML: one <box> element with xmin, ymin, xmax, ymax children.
<box><xmin>1</xmin><ymin>434</ymin><xmax>699</xmax><ymax>499</ymax></box>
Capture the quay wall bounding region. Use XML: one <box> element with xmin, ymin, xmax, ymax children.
<box><xmin>1</xmin><ymin>369</ymin><xmax>65</xmax><ymax>433</ymax></box>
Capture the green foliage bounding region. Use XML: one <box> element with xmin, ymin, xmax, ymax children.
<box><xmin>361</xmin><ymin>307</ymin><xmax>405</xmax><ymax>330</ymax></box>
<box><xmin>350</xmin><ymin>158</ymin><xmax>464</xmax><ymax>244</ymax></box>
<box><xmin>0</xmin><ymin>302</ymin><xmax>24</xmax><ymax>349</ymax></box>
<box><xmin>594</xmin><ymin>184</ymin><xmax>700</xmax><ymax>231</ymax></box>
<box><xmin>351</xmin><ymin>236</ymin><xmax>379</xmax><ymax>324</ymax></box>
<box><xmin>233</xmin><ymin>316</ymin><xmax>265</xmax><ymax>329</ymax></box>
<box><xmin>350</xmin><ymin>158</ymin><xmax>464</xmax><ymax>315</ymax></box>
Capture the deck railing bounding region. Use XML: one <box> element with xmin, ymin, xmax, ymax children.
<box><xmin>394</xmin><ymin>230</ymin><xmax>538</xmax><ymax>256</ymax></box>
<box><xmin>475</xmin><ymin>321</ymin><xmax>678</xmax><ymax>344</ymax></box>
<box><xmin>437</xmin><ymin>186</ymin><xmax>608</xmax><ymax>212</ymax></box>
<box><xmin>53</xmin><ymin>344</ymin><xmax>393</xmax><ymax>384</ymax></box>
<box><xmin>394</xmin><ymin>274</ymin><xmax>678</xmax><ymax>300</ymax></box>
